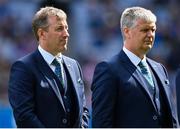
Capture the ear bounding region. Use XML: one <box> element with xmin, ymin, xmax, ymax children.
<box><xmin>37</xmin><ymin>28</ymin><xmax>47</xmax><ymax>40</ymax></box>
<box><xmin>123</xmin><ymin>27</ymin><xmax>130</xmax><ymax>39</ymax></box>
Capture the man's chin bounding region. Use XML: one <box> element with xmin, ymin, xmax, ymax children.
<box><xmin>145</xmin><ymin>47</ymin><xmax>152</xmax><ymax>53</ymax></box>
<box><xmin>145</xmin><ymin>43</ymin><xmax>152</xmax><ymax>48</ymax></box>
<box><xmin>60</xmin><ymin>46</ymin><xmax>67</xmax><ymax>53</ymax></box>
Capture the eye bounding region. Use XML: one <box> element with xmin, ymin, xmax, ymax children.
<box><xmin>141</xmin><ymin>29</ymin><xmax>149</xmax><ymax>32</ymax></box>
<box><xmin>56</xmin><ymin>27</ymin><xmax>63</xmax><ymax>31</ymax></box>
<box><xmin>55</xmin><ymin>26</ymin><xmax>68</xmax><ymax>32</ymax></box>
<box><xmin>66</xmin><ymin>26</ymin><xmax>69</xmax><ymax>31</ymax></box>
<box><xmin>152</xmin><ymin>28</ymin><xmax>156</xmax><ymax>32</ymax></box>
<box><xmin>141</xmin><ymin>28</ymin><xmax>156</xmax><ymax>33</ymax></box>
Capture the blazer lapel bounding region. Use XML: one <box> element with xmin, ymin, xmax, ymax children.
<box><xmin>44</xmin><ymin>77</ymin><xmax>66</xmax><ymax>111</ymax></box>
<box><xmin>147</xmin><ymin>59</ymin><xmax>171</xmax><ymax>102</ymax></box>
<box><xmin>62</xmin><ymin>56</ymin><xmax>81</xmax><ymax>110</ymax></box>
<box><xmin>119</xmin><ymin>51</ymin><xmax>157</xmax><ymax>111</ymax></box>
<box><xmin>147</xmin><ymin>59</ymin><xmax>176</xmax><ymax>117</ymax></box>
<box><xmin>34</xmin><ymin>50</ymin><xmax>66</xmax><ymax>112</ymax></box>
<box><xmin>133</xmin><ymin>69</ymin><xmax>157</xmax><ymax>110</ymax></box>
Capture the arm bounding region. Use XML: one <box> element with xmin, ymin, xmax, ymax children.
<box><xmin>160</xmin><ymin>63</ymin><xmax>179</xmax><ymax>127</ymax></box>
<box><xmin>81</xmin><ymin>93</ymin><xmax>90</xmax><ymax>128</ymax></box>
<box><xmin>8</xmin><ymin>61</ymin><xmax>45</xmax><ymax>127</ymax></box>
<box><xmin>176</xmin><ymin>69</ymin><xmax>180</xmax><ymax>127</ymax></box>
<box><xmin>76</xmin><ymin>61</ymin><xmax>90</xmax><ymax>128</ymax></box>
<box><xmin>91</xmin><ymin>62</ymin><xmax>117</xmax><ymax>127</ymax></box>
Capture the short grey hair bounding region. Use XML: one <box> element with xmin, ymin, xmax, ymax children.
<box><xmin>32</xmin><ymin>6</ymin><xmax>67</xmax><ymax>41</ymax></box>
<box><xmin>120</xmin><ymin>7</ymin><xmax>157</xmax><ymax>39</ymax></box>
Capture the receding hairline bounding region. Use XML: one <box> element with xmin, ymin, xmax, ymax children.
<box><xmin>35</xmin><ymin>6</ymin><xmax>67</xmax><ymax>20</ymax></box>
<box><xmin>32</xmin><ymin>6</ymin><xmax>67</xmax><ymax>41</ymax></box>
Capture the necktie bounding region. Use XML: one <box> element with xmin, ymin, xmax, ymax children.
<box><xmin>138</xmin><ymin>61</ymin><xmax>154</xmax><ymax>88</ymax></box>
<box><xmin>52</xmin><ymin>58</ymin><xmax>64</xmax><ymax>88</ymax></box>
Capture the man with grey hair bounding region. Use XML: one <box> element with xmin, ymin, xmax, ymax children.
<box><xmin>8</xmin><ymin>6</ymin><xmax>89</xmax><ymax>128</ymax></box>
<box><xmin>91</xmin><ymin>6</ymin><xmax>178</xmax><ymax>127</ymax></box>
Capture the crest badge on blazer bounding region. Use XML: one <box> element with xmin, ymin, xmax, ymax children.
<box><xmin>165</xmin><ymin>79</ymin><xmax>169</xmax><ymax>85</ymax></box>
<box><xmin>78</xmin><ymin>78</ymin><xmax>83</xmax><ymax>85</ymax></box>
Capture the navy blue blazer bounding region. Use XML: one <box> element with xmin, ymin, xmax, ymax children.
<box><xmin>176</xmin><ymin>68</ymin><xmax>180</xmax><ymax>123</ymax></box>
<box><xmin>8</xmin><ymin>49</ymin><xmax>89</xmax><ymax>128</ymax></box>
<box><xmin>91</xmin><ymin>50</ymin><xmax>178</xmax><ymax>128</ymax></box>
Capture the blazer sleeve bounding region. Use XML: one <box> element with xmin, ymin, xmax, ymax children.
<box><xmin>176</xmin><ymin>69</ymin><xmax>180</xmax><ymax>127</ymax></box>
<box><xmin>91</xmin><ymin>62</ymin><xmax>118</xmax><ymax>127</ymax></box>
<box><xmin>8</xmin><ymin>61</ymin><xmax>45</xmax><ymax>127</ymax></box>
<box><xmin>76</xmin><ymin>61</ymin><xmax>90</xmax><ymax>128</ymax></box>
<box><xmin>160</xmin><ymin>63</ymin><xmax>179</xmax><ymax>127</ymax></box>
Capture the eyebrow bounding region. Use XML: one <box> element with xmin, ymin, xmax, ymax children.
<box><xmin>56</xmin><ymin>23</ymin><xmax>68</xmax><ymax>26</ymax></box>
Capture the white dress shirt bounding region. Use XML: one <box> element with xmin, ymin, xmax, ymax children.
<box><xmin>38</xmin><ymin>45</ymin><xmax>65</xmax><ymax>84</ymax></box>
<box><xmin>123</xmin><ymin>46</ymin><xmax>151</xmax><ymax>72</ymax></box>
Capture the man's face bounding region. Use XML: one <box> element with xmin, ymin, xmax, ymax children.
<box><xmin>124</xmin><ymin>19</ymin><xmax>156</xmax><ymax>57</ymax></box>
<box><xmin>41</xmin><ymin>16</ymin><xmax>69</xmax><ymax>55</ymax></box>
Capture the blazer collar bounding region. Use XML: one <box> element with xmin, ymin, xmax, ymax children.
<box><xmin>119</xmin><ymin>50</ymin><xmax>177</xmax><ymax>122</ymax></box>
<box><xmin>34</xmin><ymin>49</ymin><xmax>66</xmax><ymax>112</ymax></box>
<box><xmin>147</xmin><ymin>59</ymin><xmax>173</xmax><ymax>105</ymax></box>
<box><xmin>147</xmin><ymin>59</ymin><xmax>178</xmax><ymax>121</ymax></box>
<box><xmin>147</xmin><ymin>58</ymin><xmax>169</xmax><ymax>87</ymax></box>
<box><xmin>118</xmin><ymin>50</ymin><xmax>168</xmax><ymax>90</ymax></box>
<box><xmin>62</xmin><ymin>55</ymin><xmax>81</xmax><ymax>108</ymax></box>
<box><xmin>118</xmin><ymin>50</ymin><xmax>158</xmax><ymax>111</ymax></box>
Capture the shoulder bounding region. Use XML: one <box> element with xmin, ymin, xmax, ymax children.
<box><xmin>62</xmin><ymin>55</ymin><xmax>82</xmax><ymax>71</ymax></box>
<box><xmin>94</xmin><ymin>54</ymin><xmax>121</xmax><ymax>77</ymax></box>
<box><xmin>176</xmin><ymin>67</ymin><xmax>180</xmax><ymax>80</ymax></box>
<box><xmin>147</xmin><ymin>57</ymin><xmax>168</xmax><ymax>75</ymax></box>
<box><xmin>62</xmin><ymin>55</ymin><xmax>77</xmax><ymax>64</ymax></box>
<box><xmin>11</xmin><ymin>50</ymin><xmax>38</xmax><ymax>71</ymax></box>
<box><xmin>97</xmin><ymin>52</ymin><xmax>124</xmax><ymax>68</ymax></box>
<box><xmin>147</xmin><ymin>58</ymin><xmax>160</xmax><ymax>65</ymax></box>
<box><xmin>147</xmin><ymin>58</ymin><xmax>166</xmax><ymax>68</ymax></box>
<box><xmin>16</xmin><ymin>50</ymin><xmax>39</xmax><ymax>64</ymax></box>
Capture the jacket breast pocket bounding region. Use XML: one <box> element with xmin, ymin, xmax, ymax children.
<box><xmin>40</xmin><ymin>80</ymin><xmax>50</xmax><ymax>88</ymax></box>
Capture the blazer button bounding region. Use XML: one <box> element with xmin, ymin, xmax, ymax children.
<box><xmin>173</xmin><ymin>123</ymin><xmax>177</xmax><ymax>127</ymax></box>
<box><xmin>64</xmin><ymin>96</ymin><xmax>67</xmax><ymax>99</ymax></box>
<box><xmin>153</xmin><ymin>115</ymin><xmax>158</xmax><ymax>120</ymax></box>
<box><xmin>67</xmin><ymin>108</ymin><xmax>70</xmax><ymax>113</ymax></box>
<box><xmin>62</xmin><ymin>118</ymin><xmax>67</xmax><ymax>124</ymax></box>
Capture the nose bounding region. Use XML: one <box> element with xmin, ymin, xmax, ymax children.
<box><xmin>63</xmin><ymin>29</ymin><xmax>69</xmax><ymax>37</ymax></box>
<box><xmin>147</xmin><ymin>30</ymin><xmax>154</xmax><ymax>37</ymax></box>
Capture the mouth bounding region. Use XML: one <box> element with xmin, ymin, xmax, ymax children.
<box><xmin>144</xmin><ymin>41</ymin><xmax>152</xmax><ymax>45</ymax></box>
<box><xmin>145</xmin><ymin>38</ymin><xmax>153</xmax><ymax>44</ymax></box>
<box><xmin>145</xmin><ymin>42</ymin><xmax>151</xmax><ymax>44</ymax></box>
<box><xmin>64</xmin><ymin>39</ymin><xmax>68</xmax><ymax>42</ymax></box>
<box><xmin>61</xmin><ymin>39</ymin><xmax>68</xmax><ymax>43</ymax></box>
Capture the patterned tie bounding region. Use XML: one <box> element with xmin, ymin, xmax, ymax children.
<box><xmin>52</xmin><ymin>58</ymin><xmax>64</xmax><ymax>88</ymax></box>
<box><xmin>138</xmin><ymin>61</ymin><xmax>154</xmax><ymax>88</ymax></box>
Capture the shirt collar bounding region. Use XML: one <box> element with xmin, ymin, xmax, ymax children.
<box><xmin>141</xmin><ymin>57</ymin><xmax>148</xmax><ymax>66</ymax></box>
<box><xmin>38</xmin><ymin>45</ymin><xmax>63</xmax><ymax>65</ymax></box>
<box><xmin>123</xmin><ymin>46</ymin><xmax>146</xmax><ymax>67</ymax></box>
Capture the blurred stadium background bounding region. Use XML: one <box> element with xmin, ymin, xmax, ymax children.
<box><xmin>1</xmin><ymin>0</ymin><xmax>180</xmax><ymax>127</ymax></box>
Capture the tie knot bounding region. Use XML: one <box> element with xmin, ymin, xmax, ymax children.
<box><xmin>138</xmin><ymin>61</ymin><xmax>148</xmax><ymax>74</ymax></box>
<box><xmin>52</xmin><ymin>58</ymin><xmax>60</xmax><ymax>67</ymax></box>
<box><xmin>52</xmin><ymin>58</ymin><xmax>65</xmax><ymax>90</ymax></box>
<box><xmin>138</xmin><ymin>61</ymin><xmax>154</xmax><ymax>87</ymax></box>
<box><xmin>138</xmin><ymin>61</ymin><xmax>147</xmax><ymax>68</ymax></box>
